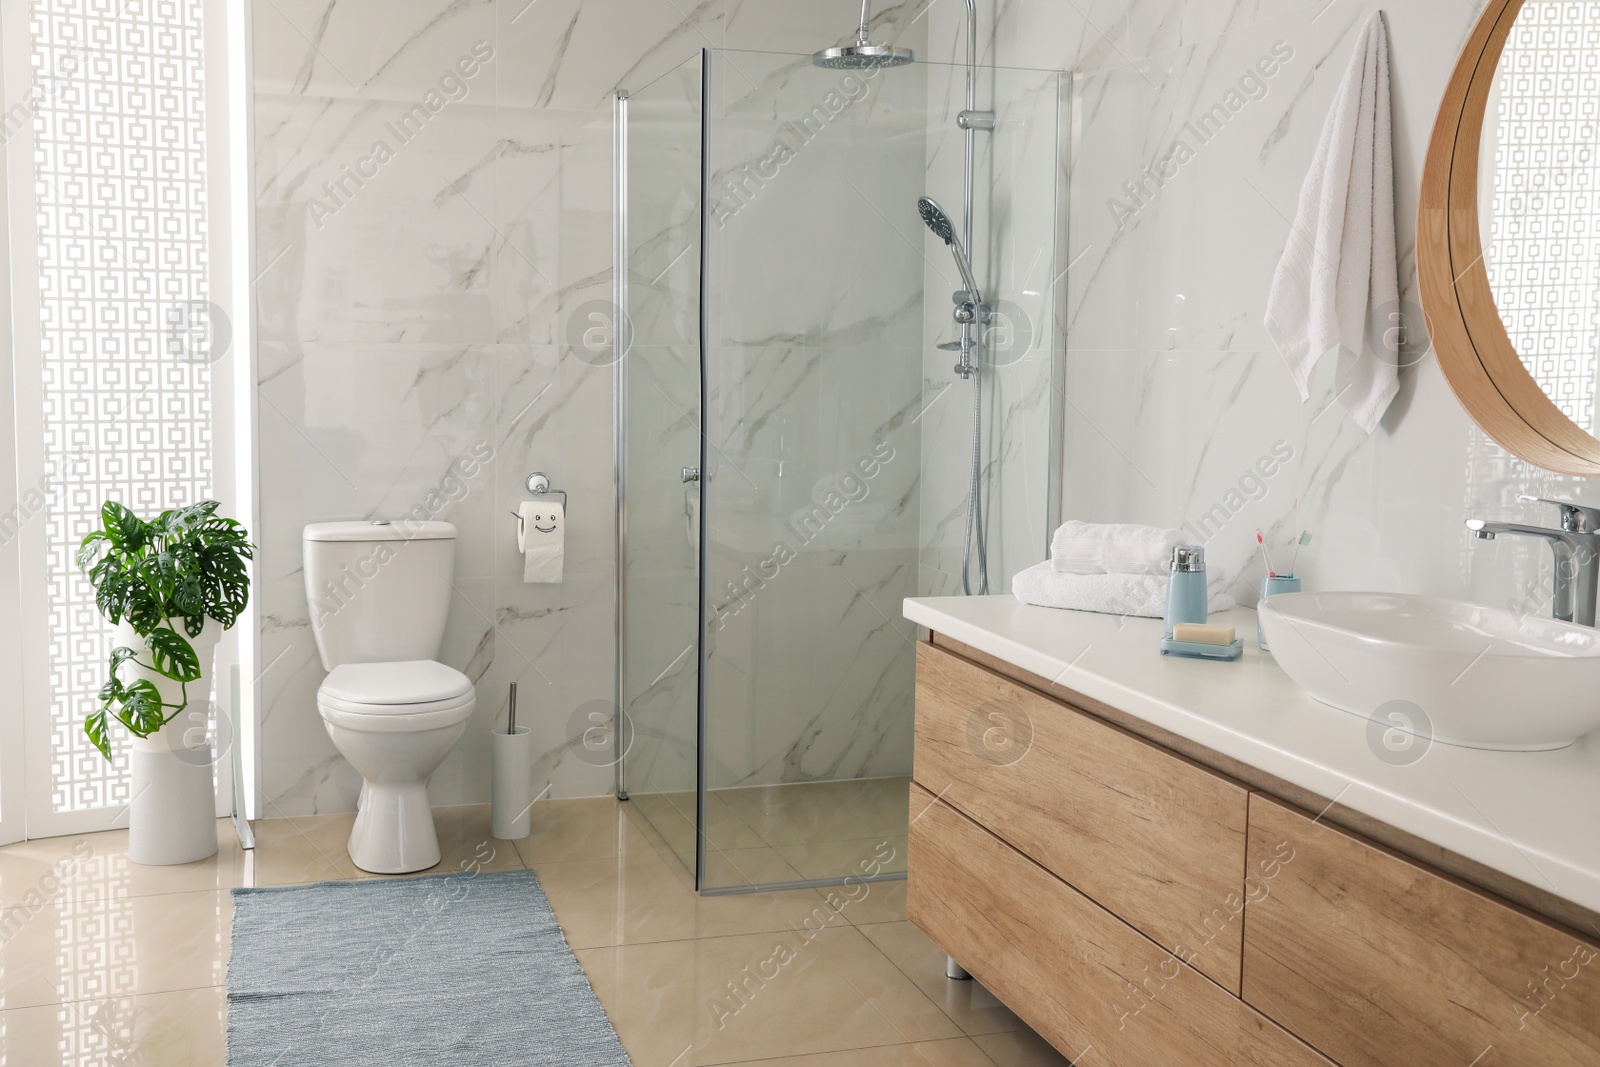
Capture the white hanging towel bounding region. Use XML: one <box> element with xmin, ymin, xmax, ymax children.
<box><xmin>1264</xmin><ymin>11</ymin><xmax>1400</xmax><ymax>434</ymax></box>
<box><xmin>517</xmin><ymin>499</ymin><xmax>565</xmax><ymax>583</ymax></box>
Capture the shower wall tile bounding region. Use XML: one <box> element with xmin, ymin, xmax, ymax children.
<box><xmin>985</xmin><ymin>0</ymin><xmax>1595</xmax><ymax>619</ymax></box>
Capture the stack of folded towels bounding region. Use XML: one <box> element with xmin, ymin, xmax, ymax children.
<box><xmin>1012</xmin><ymin>521</ymin><xmax>1236</xmax><ymax>618</ymax></box>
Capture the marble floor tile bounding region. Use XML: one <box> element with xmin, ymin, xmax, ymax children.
<box><xmin>972</xmin><ymin>1028</ymin><xmax>1077</xmax><ymax>1066</ymax></box>
<box><xmin>860</xmin><ymin>922</ymin><xmax>1024</xmax><ymax>1039</ymax></box>
<box><xmin>830</xmin><ymin>877</ymin><xmax>907</xmax><ymax>926</ymax></box>
<box><xmin>512</xmin><ymin>796</ymin><xmax>661</xmax><ymax>865</ymax></box>
<box><xmin>576</xmin><ymin>924</ymin><xmax>963</xmax><ymax>1065</ymax></box>
<box><xmin>773</xmin><ymin>835</ymin><xmax>908</xmax><ymax>882</ymax></box>
<box><xmin>0</xmin><ymin>820</ymin><xmax>247</xmax><ymax>909</ymax></box>
<box><xmin>0</xmin><ymin>795</ymin><xmax>1070</xmax><ymax>1064</ymax></box>
<box><xmin>716</xmin><ymin>1037</ymin><xmax>1000</xmax><ymax>1065</ymax></box>
<box><xmin>535</xmin><ymin>844</ymin><xmax>845</xmax><ymax>950</ymax></box>
<box><xmin>0</xmin><ymin>986</ymin><xmax>228</xmax><ymax>1067</ymax></box>
<box><xmin>0</xmin><ymin>889</ymin><xmax>231</xmax><ymax>1010</ymax></box>
<box><xmin>703</xmin><ymin>846</ymin><xmax>805</xmax><ymax>889</ymax></box>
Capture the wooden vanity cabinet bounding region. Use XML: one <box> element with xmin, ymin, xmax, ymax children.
<box><xmin>908</xmin><ymin>636</ymin><xmax>1600</xmax><ymax>1067</ymax></box>
<box><xmin>912</xmin><ymin>641</ymin><xmax>1249</xmax><ymax>991</ymax></box>
<box><xmin>1243</xmin><ymin>794</ymin><xmax>1600</xmax><ymax>1067</ymax></box>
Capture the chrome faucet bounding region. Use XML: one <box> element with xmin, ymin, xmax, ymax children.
<box><xmin>1466</xmin><ymin>498</ymin><xmax>1600</xmax><ymax>626</ymax></box>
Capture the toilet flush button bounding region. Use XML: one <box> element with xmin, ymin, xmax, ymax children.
<box><xmin>370</xmin><ymin>520</ymin><xmax>391</xmax><ymax>525</ymax></box>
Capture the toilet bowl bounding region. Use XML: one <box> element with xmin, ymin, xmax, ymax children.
<box><xmin>316</xmin><ymin>659</ymin><xmax>475</xmax><ymax>873</ymax></box>
<box><xmin>303</xmin><ymin>520</ymin><xmax>474</xmax><ymax>874</ymax></box>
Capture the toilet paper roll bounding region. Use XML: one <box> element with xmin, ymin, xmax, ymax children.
<box><xmin>492</xmin><ymin>727</ymin><xmax>534</xmax><ymax>840</ymax></box>
<box><xmin>518</xmin><ymin>499</ymin><xmax>564</xmax><ymax>583</ymax></box>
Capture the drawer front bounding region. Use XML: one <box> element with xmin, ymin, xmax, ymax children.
<box><xmin>1243</xmin><ymin>794</ymin><xmax>1600</xmax><ymax>1067</ymax></box>
<box><xmin>914</xmin><ymin>641</ymin><xmax>1249</xmax><ymax>991</ymax></box>
<box><xmin>907</xmin><ymin>783</ymin><xmax>1333</xmax><ymax>1067</ymax></box>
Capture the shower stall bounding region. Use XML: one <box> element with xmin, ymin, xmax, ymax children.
<box><xmin>615</xmin><ymin>46</ymin><xmax>1068</xmax><ymax>892</ymax></box>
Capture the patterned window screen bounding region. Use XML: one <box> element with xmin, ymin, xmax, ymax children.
<box><xmin>1487</xmin><ymin>0</ymin><xmax>1600</xmax><ymax>433</ymax></box>
<box><xmin>29</xmin><ymin>0</ymin><xmax>212</xmax><ymax>812</ymax></box>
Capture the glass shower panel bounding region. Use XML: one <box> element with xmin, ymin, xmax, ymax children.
<box><xmin>698</xmin><ymin>50</ymin><xmax>931</xmax><ymax>889</ymax></box>
<box><xmin>619</xmin><ymin>53</ymin><xmax>704</xmax><ymax>875</ymax></box>
<box><xmin>917</xmin><ymin>63</ymin><xmax>1068</xmax><ymax>597</ymax></box>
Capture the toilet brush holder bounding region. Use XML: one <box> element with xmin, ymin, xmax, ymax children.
<box><xmin>492</xmin><ymin>727</ymin><xmax>534</xmax><ymax>840</ymax></box>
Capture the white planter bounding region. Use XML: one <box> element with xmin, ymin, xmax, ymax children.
<box><xmin>114</xmin><ymin>619</ymin><xmax>220</xmax><ymax>865</ymax></box>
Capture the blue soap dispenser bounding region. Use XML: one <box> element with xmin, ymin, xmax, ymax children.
<box><xmin>1164</xmin><ymin>544</ymin><xmax>1209</xmax><ymax>637</ymax></box>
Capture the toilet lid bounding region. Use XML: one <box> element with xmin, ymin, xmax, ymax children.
<box><xmin>320</xmin><ymin>660</ymin><xmax>472</xmax><ymax>708</ymax></box>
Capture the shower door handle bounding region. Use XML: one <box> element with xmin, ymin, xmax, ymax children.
<box><xmin>681</xmin><ymin>466</ymin><xmax>700</xmax><ymax>483</ymax></box>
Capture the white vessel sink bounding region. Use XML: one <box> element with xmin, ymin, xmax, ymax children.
<box><xmin>1257</xmin><ymin>592</ymin><xmax>1600</xmax><ymax>751</ymax></box>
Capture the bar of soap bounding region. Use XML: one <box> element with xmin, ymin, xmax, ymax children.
<box><xmin>1172</xmin><ymin>622</ymin><xmax>1236</xmax><ymax>646</ymax></box>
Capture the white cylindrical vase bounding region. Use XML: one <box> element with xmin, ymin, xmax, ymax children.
<box><xmin>492</xmin><ymin>727</ymin><xmax>534</xmax><ymax>840</ymax></box>
<box><xmin>117</xmin><ymin>619</ymin><xmax>221</xmax><ymax>866</ymax></box>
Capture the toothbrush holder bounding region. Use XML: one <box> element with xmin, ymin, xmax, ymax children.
<box><xmin>1258</xmin><ymin>574</ymin><xmax>1303</xmax><ymax>650</ymax></box>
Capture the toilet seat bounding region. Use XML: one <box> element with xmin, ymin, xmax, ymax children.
<box><xmin>317</xmin><ymin>659</ymin><xmax>475</xmax><ymax>733</ymax></box>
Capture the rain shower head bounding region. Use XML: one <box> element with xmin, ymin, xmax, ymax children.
<box><xmin>813</xmin><ymin>1</ymin><xmax>914</xmax><ymax>69</ymax></box>
<box><xmin>918</xmin><ymin>196</ymin><xmax>980</xmax><ymax>298</ymax></box>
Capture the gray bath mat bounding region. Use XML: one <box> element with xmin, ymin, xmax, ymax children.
<box><xmin>227</xmin><ymin>868</ymin><xmax>631</xmax><ymax>1065</ymax></box>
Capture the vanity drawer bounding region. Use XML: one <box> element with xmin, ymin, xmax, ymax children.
<box><xmin>913</xmin><ymin>641</ymin><xmax>1249</xmax><ymax>992</ymax></box>
<box><xmin>906</xmin><ymin>783</ymin><xmax>1334</xmax><ymax>1067</ymax></box>
<box><xmin>1242</xmin><ymin>794</ymin><xmax>1600</xmax><ymax>1067</ymax></box>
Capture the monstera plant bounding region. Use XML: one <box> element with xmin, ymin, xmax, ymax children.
<box><xmin>77</xmin><ymin>500</ymin><xmax>254</xmax><ymax>760</ymax></box>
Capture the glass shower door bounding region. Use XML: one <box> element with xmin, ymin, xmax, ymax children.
<box><xmin>617</xmin><ymin>53</ymin><xmax>705</xmax><ymax>875</ymax></box>
<box><xmin>620</xmin><ymin>46</ymin><xmax>1068</xmax><ymax>893</ymax></box>
<box><xmin>696</xmin><ymin>49</ymin><xmax>931</xmax><ymax>890</ymax></box>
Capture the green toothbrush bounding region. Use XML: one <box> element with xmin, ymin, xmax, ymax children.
<box><xmin>1289</xmin><ymin>531</ymin><xmax>1312</xmax><ymax>577</ymax></box>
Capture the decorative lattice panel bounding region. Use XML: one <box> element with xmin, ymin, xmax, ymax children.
<box><xmin>1487</xmin><ymin>0</ymin><xmax>1600</xmax><ymax>433</ymax></box>
<box><xmin>30</xmin><ymin>0</ymin><xmax>212</xmax><ymax>812</ymax></box>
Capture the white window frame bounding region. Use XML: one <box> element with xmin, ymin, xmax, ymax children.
<box><xmin>0</xmin><ymin>0</ymin><xmax>255</xmax><ymax>840</ymax></box>
<box><xmin>0</xmin><ymin>8</ymin><xmax>23</xmax><ymax>846</ymax></box>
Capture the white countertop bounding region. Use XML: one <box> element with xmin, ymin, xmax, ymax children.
<box><xmin>904</xmin><ymin>595</ymin><xmax>1600</xmax><ymax>915</ymax></box>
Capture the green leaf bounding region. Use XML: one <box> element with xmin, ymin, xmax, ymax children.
<box><xmin>172</xmin><ymin>576</ymin><xmax>204</xmax><ymax>618</ymax></box>
<box><xmin>84</xmin><ymin>709</ymin><xmax>112</xmax><ymax>760</ymax></box>
<box><xmin>118</xmin><ymin>679</ymin><xmax>168</xmax><ymax>735</ymax></box>
<box><xmin>108</xmin><ymin>645</ymin><xmax>137</xmax><ymax>677</ymax></box>
<box><xmin>100</xmin><ymin>501</ymin><xmax>144</xmax><ymax>551</ymax></box>
<box><xmin>76</xmin><ymin>530</ymin><xmax>109</xmax><ymax>573</ymax></box>
<box><xmin>144</xmin><ymin>627</ymin><xmax>201</xmax><ymax>682</ymax></box>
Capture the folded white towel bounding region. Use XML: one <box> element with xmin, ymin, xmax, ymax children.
<box><xmin>1050</xmin><ymin>521</ymin><xmax>1183</xmax><ymax>576</ymax></box>
<box><xmin>1264</xmin><ymin>11</ymin><xmax>1399</xmax><ymax>434</ymax></box>
<box><xmin>1012</xmin><ymin>562</ymin><xmax>1236</xmax><ymax>619</ymax></box>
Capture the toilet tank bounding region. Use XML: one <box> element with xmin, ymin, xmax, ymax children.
<box><xmin>303</xmin><ymin>520</ymin><xmax>456</xmax><ymax>670</ymax></box>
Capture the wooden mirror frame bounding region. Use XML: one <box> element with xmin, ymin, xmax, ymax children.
<box><xmin>1419</xmin><ymin>0</ymin><xmax>1600</xmax><ymax>475</ymax></box>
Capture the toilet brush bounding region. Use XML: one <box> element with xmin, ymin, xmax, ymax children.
<box><xmin>493</xmin><ymin>682</ymin><xmax>532</xmax><ymax>839</ymax></box>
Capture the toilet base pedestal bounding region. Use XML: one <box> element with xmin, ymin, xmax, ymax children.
<box><xmin>346</xmin><ymin>781</ymin><xmax>441</xmax><ymax>873</ymax></box>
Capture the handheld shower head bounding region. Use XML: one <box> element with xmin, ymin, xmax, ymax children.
<box><xmin>917</xmin><ymin>196</ymin><xmax>955</xmax><ymax>245</ymax></box>
<box><xmin>918</xmin><ymin>196</ymin><xmax>980</xmax><ymax>298</ymax></box>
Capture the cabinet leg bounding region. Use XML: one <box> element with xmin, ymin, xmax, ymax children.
<box><xmin>945</xmin><ymin>955</ymin><xmax>971</xmax><ymax>981</ymax></box>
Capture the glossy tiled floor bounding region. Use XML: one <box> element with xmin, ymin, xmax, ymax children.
<box><xmin>0</xmin><ymin>797</ymin><xmax>1071</xmax><ymax>1066</ymax></box>
<box><xmin>631</xmin><ymin>776</ymin><xmax>914</xmax><ymax>889</ymax></box>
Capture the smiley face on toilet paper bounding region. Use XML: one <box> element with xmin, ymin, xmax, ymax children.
<box><xmin>517</xmin><ymin>500</ymin><xmax>564</xmax><ymax>583</ymax></box>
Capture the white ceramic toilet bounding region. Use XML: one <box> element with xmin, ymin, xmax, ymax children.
<box><xmin>303</xmin><ymin>520</ymin><xmax>476</xmax><ymax>874</ymax></box>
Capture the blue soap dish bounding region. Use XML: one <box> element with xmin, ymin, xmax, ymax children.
<box><xmin>1160</xmin><ymin>636</ymin><xmax>1244</xmax><ymax>661</ymax></box>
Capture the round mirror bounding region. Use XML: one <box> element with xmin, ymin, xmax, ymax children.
<box><xmin>1420</xmin><ymin>0</ymin><xmax>1600</xmax><ymax>474</ymax></box>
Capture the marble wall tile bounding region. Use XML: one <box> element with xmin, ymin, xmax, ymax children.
<box><xmin>1003</xmin><ymin>0</ymin><xmax>1600</xmax><ymax>622</ymax></box>
<box><xmin>254</xmin><ymin>0</ymin><xmax>950</xmax><ymax>812</ymax></box>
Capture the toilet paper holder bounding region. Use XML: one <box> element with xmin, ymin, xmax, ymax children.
<box><xmin>511</xmin><ymin>472</ymin><xmax>568</xmax><ymax>531</ymax></box>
